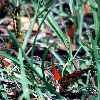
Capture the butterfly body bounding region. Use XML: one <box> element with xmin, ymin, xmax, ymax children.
<box><xmin>51</xmin><ymin>64</ymin><xmax>62</xmax><ymax>81</ymax></box>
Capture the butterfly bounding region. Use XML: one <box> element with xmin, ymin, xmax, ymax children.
<box><xmin>50</xmin><ymin>63</ymin><xmax>62</xmax><ymax>81</ymax></box>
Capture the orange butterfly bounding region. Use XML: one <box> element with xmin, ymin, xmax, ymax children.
<box><xmin>51</xmin><ymin>64</ymin><xmax>62</xmax><ymax>81</ymax></box>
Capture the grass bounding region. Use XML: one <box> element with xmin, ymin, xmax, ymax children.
<box><xmin>0</xmin><ymin>0</ymin><xmax>100</xmax><ymax>99</ymax></box>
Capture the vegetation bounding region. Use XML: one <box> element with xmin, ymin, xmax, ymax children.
<box><xmin>0</xmin><ymin>0</ymin><xmax>100</xmax><ymax>99</ymax></box>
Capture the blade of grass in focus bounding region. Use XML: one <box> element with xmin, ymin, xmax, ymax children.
<box><xmin>92</xmin><ymin>0</ymin><xmax>100</xmax><ymax>99</ymax></box>
<box><xmin>18</xmin><ymin>48</ymin><xmax>30</xmax><ymax>100</ymax></box>
<box><xmin>47</xmin><ymin>14</ymin><xmax>70</xmax><ymax>49</ymax></box>
<box><xmin>0</xmin><ymin>51</ymin><xmax>19</xmax><ymax>65</ymax></box>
